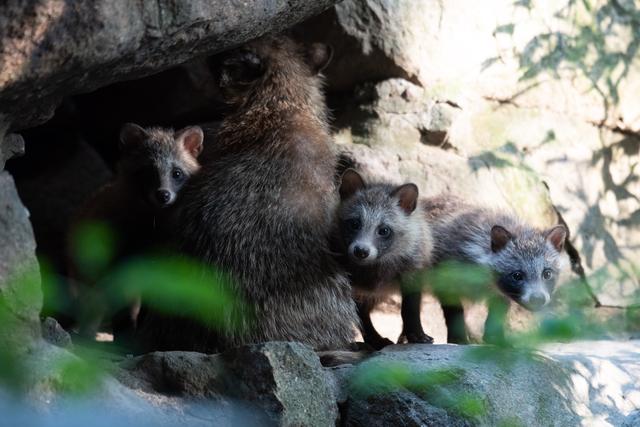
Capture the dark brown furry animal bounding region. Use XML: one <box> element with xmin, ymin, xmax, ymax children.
<box><xmin>333</xmin><ymin>169</ymin><xmax>434</xmax><ymax>350</ymax></box>
<box><xmin>68</xmin><ymin>123</ymin><xmax>203</xmax><ymax>340</ymax></box>
<box><xmin>135</xmin><ymin>35</ymin><xmax>359</xmax><ymax>352</ymax></box>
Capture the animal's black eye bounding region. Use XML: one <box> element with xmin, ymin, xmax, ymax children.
<box><xmin>172</xmin><ymin>168</ymin><xmax>184</xmax><ymax>181</ymax></box>
<box><xmin>511</xmin><ymin>271</ymin><xmax>524</xmax><ymax>282</ymax></box>
<box><xmin>377</xmin><ymin>226</ymin><xmax>391</xmax><ymax>237</ymax></box>
<box><xmin>542</xmin><ymin>269</ymin><xmax>553</xmax><ymax>281</ymax></box>
<box><xmin>347</xmin><ymin>218</ymin><xmax>361</xmax><ymax>231</ymax></box>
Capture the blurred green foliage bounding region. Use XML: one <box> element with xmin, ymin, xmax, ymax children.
<box><xmin>1</xmin><ymin>219</ymin><xmax>250</xmax><ymax>398</ymax></box>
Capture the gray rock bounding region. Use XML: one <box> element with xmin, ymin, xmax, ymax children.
<box><xmin>297</xmin><ymin>0</ymin><xmax>437</xmax><ymax>91</ymax></box>
<box><xmin>118</xmin><ymin>351</ymin><xmax>225</xmax><ymax>399</ymax></box>
<box><xmin>221</xmin><ymin>342</ymin><xmax>339</xmax><ymax>427</ymax></box>
<box><xmin>0</xmin><ymin>0</ymin><xmax>339</xmax><ymax>131</ymax></box>
<box><xmin>331</xmin><ymin>341</ymin><xmax>640</xmax><ymax>427</ymax></box>
<box><xmin>0</xmin><ymin>133</ymin><xmax>25</xmax><ymax>171</ymax></box>
<box><xmin>119</xmin><ymin>342</ymin><xmax>339</xmax><ymax>427</ymax></box>
<box><xmin>41</xmin><ymin>317</ymin><xmax>72</xmax><ymax>349</ymax></box>
<box><xmin>0</xmin><ymin>171</ymin><xmax>41</xmax><ymax>353</ymax></box>
<box><xmin>344</xmin><ymin>390</ymin><xmax>471</xmax><ymax>427</ymax></box>
<box><xmin>11</xmin><ymin>340</ymin><xmax>270</xmax><ymax>427</ymax></box>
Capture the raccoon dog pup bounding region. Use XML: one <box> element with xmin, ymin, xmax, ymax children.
<box><xmin>334</xmin><ymin>169</ymin><xmax>435</xmax><ymax>350</ymax></box>
<box><xmin>424</xmin><ymin>196</ymin><xmax>568</xmax><ymax>343</ymax></box>
<box><xmin>69</xmin><ymin>123</ymin><xmax>204</xmax><ymax>338</ymax></box>
<box><xmin>136</xmin><ymin>36</ymin><xmax>359</xmax><ymax>352</ymax></box>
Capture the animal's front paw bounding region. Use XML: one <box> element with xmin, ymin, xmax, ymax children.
<box><xmin>400</xmin><ymin>331</ymin><xmax>434</xmax><ymax>345</ymax></box>
<box><xmin>364</xmin><ymin>335</ymin><xmax>394</xmax><ymax>350</ymax></box>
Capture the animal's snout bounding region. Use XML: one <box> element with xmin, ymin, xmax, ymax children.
<box><xmin>353</xmin><ymin>245</ymin><xmax>370</xmax><ymax>260</ymax></box>
<box><xmin>156</xmin><ymin>189</ymin><xmax>172</xmax><ymax>206</ymax></box>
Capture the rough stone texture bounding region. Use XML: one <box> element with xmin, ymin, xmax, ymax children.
<box><xmin>329</xmin><ymin>341</ymin><xmax>640</xmax><ymax>427</ymax></box>
<box><xmin>0</xmin><ymin>0</ymin><xmax>339</xmax><ymax>131</ymax></box>
<box><xmin>0</xmin><ymin>171</ymin><xmax>41</xmax><ymax>352</ymax></box>
<box><xmin>13</xmin><ymin>340</ymin><xmax>269</xmax><ymax>427</ymax></box>
<box><xmin>334</xmin><ymin>78</ymin><xmax>559</xmax><ymax>228</ymax></box>
<box><xmin>221</xmin><ymin>342</ymin><xmax>339</xmax><ymax>427</ymax></box>
<box><xmin>118</xmin><ymin>351</ymin><xmax>225</xmax><ymax>399</ymax></box>
<box><xmin>4</xmin><ymin>340</ymin><xmax>639</xmax><ymax>426</ymax></box>
<box><xmin>344</xmin><ymin>391</ymin><xmax>471</xmax><ymax>427</ymax></box>
<box><xmin>0</xmin><ymin>133</ymin><xmax>25</xmax><ymax>171</ymax></box>
<box><xmin>119</xmin><ymin>342</ymin><xmax>338</xmax><ymax>427</ymax></box>
<box><xmin>41</xmin><ymin>316</ymin><xmax>72</xmax><ymax>348</ymax></box>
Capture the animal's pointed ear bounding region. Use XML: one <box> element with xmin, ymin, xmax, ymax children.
<box><xmin>218</xmin><ymin>50</ymin><xmax>265</xmax><ymax>86</ymax></box>
<box><xmin>391</xmin><ymin>183</ymin><xmax>419</xmax><ymax>215</ymax></box>
<box><xmin>176</xmin><ymin>126</ymin><xmax>204</xmax><ymax>158</ymax></box>
<box><xmin>119</xmin><ymin>123</ymin><xmax>148</xmax><ymax>151</ymax></box>
<box><xmin>306</xmin><ymin>43</ymin><xmax>333</xmax><ymax>75</ymax></box>
<box><xmin>339</xmin><ymin>169</ymin><xmax>365</xmax><ymax>200</ymax></box>
<box><xmin>545</xmin><ymin>225</ymin><xmax>567</xmax><ymax>252</ymax></box>
<box><xmin>491</xmin><ymin>225</ymin><xmax>512</xmax><ymax>252</ymax></box>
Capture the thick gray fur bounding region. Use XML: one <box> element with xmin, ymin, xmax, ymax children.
<box><xmin>136</xmin><ymin>36</ymin><xmax>359</xmax><ymax>352</ymax></box>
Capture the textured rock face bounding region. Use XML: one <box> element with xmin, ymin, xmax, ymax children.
<box><xmin>0</xmin><ymin>171</ymin><xmax>41</xmax><ymax>352</ymax></box>
<box><xmin>0</xmin><ymin>0</ymin><xmax>338</xmax><ymax>131</ymax></box>
<box><xmin>4</xmin><ymin>340</ymin><xmax>640</xmax><ymax>426</ymax></box>
<box><xmin>330</xmin><ymin>341</ymin><xmax>640</xmax><ymax>427</ymax></box>
<box><xmin>41</xmin><ymin>316</ymin><xmax>72</xmax><ymax>348</ymax></box>
<box><xmin>119</xmin><ymin>342</ymin><xmax>338</xmax><ymax>427</ymax></box>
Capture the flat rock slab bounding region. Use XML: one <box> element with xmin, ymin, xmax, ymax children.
<box><xmin>0</xmin><ymin>0</ymin><xmax>338</xmax><ymax>130</ymax></box>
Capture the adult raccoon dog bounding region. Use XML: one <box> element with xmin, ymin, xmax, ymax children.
<box><xmin>136</xmin><ymin>36</ymin><xmax>359</xmax><ymax>352</ymax></box>
<box><xmin>424</xmin><ymin>196</ymin><xmax>568</xmax><ymax>344</ymax></box>
<box><xmin>69</xmin><ymin>123</ymin><xmax>204</xmax><ymax>339</ymax></box>
<box><xmin>333</xmin><ymin>169</ymin><xmax>434</xmax><ymax>350</ymax></box>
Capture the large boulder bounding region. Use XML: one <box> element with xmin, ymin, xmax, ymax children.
<box><xmin>0</xmin><ymin>0</ymin><xmax>339</xmax><ymax>131</ymax></box>
<box><xmin>329</xmin><ymin>341</ymin><xmax>640</xmax><ymax>426</ymax></box>
<box><xmin>7</xmin><ymin>340</ymin><xmax>267</xmax><ymax>427</ymax></box>
<box><xmin>119</xmin><ymin>342</ymin><xmax>339</xmax><ymax>427</ymax></box>
<box><xmin>0</xmin><ymin>170</ymin><xmax>41</xmax><ymax>353</ymax></box>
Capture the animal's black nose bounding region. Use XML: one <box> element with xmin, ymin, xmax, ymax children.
<box><xmin>353</xmin><ymin>245</ymin><xmax>370</xmax><ymax>260</ymax></box>
<box><xmin>156</xmin><ymin>190</ymin><xmax>171</xmax><ymax>205</ymax></box>
<box><xmin>528</xmin><ymin>293</ymin><xmax>547</xmax><ymax>310</ymax></box>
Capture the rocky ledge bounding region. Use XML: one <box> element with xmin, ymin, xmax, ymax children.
<box><xmin>8</xmin><ymin>338</ymin><xmax>640</xmax><ymax>427</ymax></box>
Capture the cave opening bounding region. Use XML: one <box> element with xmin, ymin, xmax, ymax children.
<box><xmin>6</xmin><ymin>60</ymin><xmax>228</xmax><ymax>324</ymax></box>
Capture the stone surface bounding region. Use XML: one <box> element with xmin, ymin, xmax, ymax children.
<box><xmin>0</xmin><ymin>133</ymin><xmax>25</xmax><ymax>171</ymax></box>
<box><xmin>10</xmin><ymin>340</ymin><xmax>269</xmax><ymax>427</ymax></box>
<box><xmin>0</xmin><ymin>0</ymin><xmax>339</xmax><ymax>131</ymax></box>
<box><xmin>0</xmin><ymin>171</ymin><xmax>42</xmax><ymax>353</ymax></box>
<box><xmin>4</xmin><ymin>340</ymin><xmax>639</xmax><ymax>427</ymax></box>
<box><xmin>329</xmin><ymin>341</ymin><xmax>640</xmax><ymax>427</ymax></box>
<box><xmin>221</xmin><ymin>342</ymin><xmax>338</xmax><ymax>427</ymax></box>
<box><xmin>119</xmin><ymin>342</ymin><xmax>339</xmax><ymax>427</ymax></box>
<box><xmin>333</xmin><ymin>78</ymin><xmax>559</xmax><ymax>229</ymax></box>
<box><xmin>41</xmin><ymin>316</ymin><xmax>72</xmax><ymax>349</ymax></box>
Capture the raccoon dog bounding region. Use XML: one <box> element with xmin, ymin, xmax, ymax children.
<box><xmin>69</xmin><ymin>123</ymin><xmax>204</xmax><ymax>340</ymax></box>
<box><xmin>334</xmin><ymin>169</ymin><xmax>434</xmax><ymax>350</ymax></box>
<box><xmin>424</xmin><ymin>196</ymin><xmax>568</xmax><ymax>343</ymax></box>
